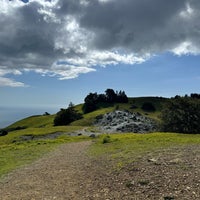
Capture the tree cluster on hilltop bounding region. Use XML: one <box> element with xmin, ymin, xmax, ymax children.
<box><xmin>83</xmin><ymin>89</ymin><xmax>128</xmax><ymax>113</ymax></box>
<box><xmin>161</xmin><ymin>95</ymin><xmax>200</xmax><ymax>134</ymax></box>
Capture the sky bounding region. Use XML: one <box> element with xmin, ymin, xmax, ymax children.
<box><xmin>1</xmin><ymin>0</ymin><xmax>200</xmax><ymax>111</ymax></box>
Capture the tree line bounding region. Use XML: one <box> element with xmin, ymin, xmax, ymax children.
<box><xmin>83</xmin><ymin>89</ymin><xmax>128</xmax><ymax>113</ymax></box>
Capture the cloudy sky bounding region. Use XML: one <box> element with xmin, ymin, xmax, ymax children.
<box><xmin>1</xmin><ymin>0</ymin><xmax>200</xmax><ymax>109</ymax></box>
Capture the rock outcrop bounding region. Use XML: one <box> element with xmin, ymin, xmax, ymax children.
<box><xmin>94</xmin><ymin>110</ymin><xmax>157</xmax><ymax>133</ymax></box>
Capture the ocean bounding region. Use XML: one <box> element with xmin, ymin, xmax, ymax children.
<box><xmin>0</xmin><ymin>106</ymin><xmax>61</xmax><ymax>129</ymax></box>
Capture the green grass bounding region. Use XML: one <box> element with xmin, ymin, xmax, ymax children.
<box><xmin>0</xmin><ymin>126</ymin><xmax>85</xmax><ymax>145</ymax></box>
<box><xmin>1</xmin><ymin>129</ymin><xmax>200</xmax><ymax>178</ymax></box>
<box><xmin>71</xmin><ymin>107</ymin><xmax>115</xmax><ymax>126</ymax></box>
<box><xmin>0</xmin><ymin>135</ymin><xmax>90</xmax><ymax>178</ymax></box>
<box><xmin>0</xmin><ymin>141</ymin><xmax>57</xmax><ymax>177</ymax></box>
<box><xmin>89</xmin><ymin>132</ymin><xmax>200</xmax><ymax>169</ymax></box>
<box><xmin>6</xmin><ymin>114</ymin><xmax>56</xmax><ymax>130</ymax></box>
<box><xmin>0</xmin><ymin>125</ymin><xmax>90</xmax><ymax>178</ymax></box>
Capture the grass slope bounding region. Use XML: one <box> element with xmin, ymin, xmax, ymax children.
<box><xmin>6</xmin><ymin>114</ymin><xmax>56</xmax><ymax>130</ymax></box>
<box><xmin>5</xmin><ymin>96</ymin><xmax>168</xmax><ymax>130</ymax></box>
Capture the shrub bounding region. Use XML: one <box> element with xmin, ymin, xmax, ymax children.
<box><xmin>102</xmin><ymin>135</ymin><xmax>111</xmax><ymax>144</ymax></box>
<box><xmin>161</xmin><ymin>97</ymin><xmax>200</xmax><ymax>133</ymax></box>
<box><xmin>0</xmin><ymin>130</ymin><xmax>8</xmax><ymax>136</ymax></box>
<box><xmin>141</xmin><ymin>102</ymin><xmax>156</xmax><ymax>112</ymax></box>
<box><xmin>43</xmin><ymin>112</ymin><xmax>50</xmax><ymax>116</ymax></box>
<box><xmin>54</xmin><ymin>103</ymin><xmax>82</xmax><ymax>126</ymax></box>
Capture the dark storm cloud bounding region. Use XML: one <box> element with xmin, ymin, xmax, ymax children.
<box><xmin>0</xmin><ymin>0</ymin><xmax>200</xmax><ymax>86</ymax></box>
<box><xmin>80</xmin><ymin>0</ymin><xmax>188</xmax><ymax>52</ymax></box>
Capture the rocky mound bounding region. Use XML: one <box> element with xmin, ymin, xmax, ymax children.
<box><xmin>94</xmin><ymin>110</ymin><xmax>157</xmax><ymax>133</ymax></box>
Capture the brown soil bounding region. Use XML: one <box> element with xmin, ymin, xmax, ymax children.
<box><xmin>0</xmin><ymin>141</ymin><xmax>199</xmax><ymax>200</ymax></box>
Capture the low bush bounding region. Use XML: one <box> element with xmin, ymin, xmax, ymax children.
<box><xmin>141</xmin><ymin>102</ymin><xmax>156</xmax><ymax>112</ymax></box>
<box><xmin>0</xmin><ymin>130</ymin><xmax>8</xmax><ymax>136</ymax></box>
<box><xmin>102</xmin><ymin>135</ymin><xmax>111</xmax><ymax>144</ymax></box>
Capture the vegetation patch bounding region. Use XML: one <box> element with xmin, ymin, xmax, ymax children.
<box><xmin>89</xmin><ymin>133</ymin><xmax>200</xmax><ymax>167</ymax></box>
<box><xmin>161</xmin><ymin>96</ymin><xmax>200</xmax><ymax>133</ymax></box>
<box><xmin>0</xmin><ymin>130</ymin><xmax>8</xmax><ymax>137</ymax></box>
<box><xmin>102</xmin><ymin>135</ymin><xmax>111</xmax><ymax>144</ymax></box>
<box><xmin>141</xmin><ymin>102</ymin><xmax>156</xmax><ymax>112</ymax></box>
<box><xmin>0</xmin><ymin>125</ymin><xmax>90</xmax><ymax>178</ymax></box>
<box><xmin>54</xmin><ymin>103</ymin><xmax>82</xmax><ymax>126</ymax></box>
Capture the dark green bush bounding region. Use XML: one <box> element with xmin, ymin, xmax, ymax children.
<box><xmin>141</xmin><ymin>102</ymin><xmax>156</xmax><ymax>112</ymax></box>
<box><xmin>0</xmin><ymin>130</ymin><xmax>8</xmax><ymax>136</ymax></box>
<box><xmin>161</xmin><ymin>97</ymin><xmax>200</xmax><ymax>134</ymax></box>
<box><xmin>54</xmin><ymin>103</ymin><xmax>82</xmax><ymax>126</ymax></box>
<box><xmin>102</xmin><ymin>135</ymin><xmax>111</xmax><ymax>144</ymax></box>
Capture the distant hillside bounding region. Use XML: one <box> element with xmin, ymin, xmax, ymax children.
<box><xmin>72</xmin><ymin>96</ymin><xmax>168</xmax><ymax>126</ymax></box>
<box><xmin>6</xmin><ymin>97</ymin><xmax>168</xmax><ymax>131</ymax></box>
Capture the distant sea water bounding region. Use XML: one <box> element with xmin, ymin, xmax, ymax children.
<box><xmin>0</xmin><ymin>106</ymin><xmax>61</xmax><ymax>129</ymax></box>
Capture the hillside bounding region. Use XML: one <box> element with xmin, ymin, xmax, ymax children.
<box><xmin>5</xmin><ymin>97</ymin><xmax>168</xmax><ymax>130</ymax></box>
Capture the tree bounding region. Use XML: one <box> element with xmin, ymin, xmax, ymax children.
<box><xmin>54</xmin><ymin>103</ymin><xmax>82</xmax><ymax>126</ymax></box>
<box><xmin>82</xmin><ymin>93</ymin><xmax>98</xmax><ymax>113</ymax></box>
<box><xmin>105</xmin><ymin>89</ymin><xmax>117</xmax><ymax>103</ymax></box>
<box><xmin>97</xmin><ymin>94</ymin><xmax>106</xmax><ymax>102</ymax></box>
<box><xmin>116</xmin><ymin>90</ymin><xmax>128</xmax><ymax>103</ymax></box>
<box><xmin>161</xmin><ymin>97</ymin><xmax>200</xmax><ymax>133</ymax></box>
<box><xmin>43</xmin><ymin>112</ymin><xmax>50</xmax><ymax>116</ymax></box>
<box><xmin>190</xmin><ymin>93</ymin><xmax>200</xmax><ymax>99</ymax></box>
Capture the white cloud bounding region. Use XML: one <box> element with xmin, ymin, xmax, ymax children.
<box><xmin>1</xmin><ymin>0</ymin><xmax>200</xmax><ymax>86</ymax></box>
<box><xmin>172</xmin><ymin>41</ymin><xmax>200</xmax><ymax>56</ymax></box>
<box><xmin>0</xmin><ymin>68</ymin><xmax>26</xmax><ymax>87</ymax></box>
<box><xmin>0</xmin><ymin>77</ymin><xmax>26</xmax><ymax>87</ymax></box>
<box><xmin>34</xmin><ymin>64</ymin><xmax>96</xmax><ymax>80</ymax></box>
<box><xmin>179</xmin><ymin>2</ymin><xmax>194</xmax><ymax>19</ymax></box>
<box><xmin>0</xmin><ymin>0</ymin><xmax>24</xmax><ymax>14</ymax></box>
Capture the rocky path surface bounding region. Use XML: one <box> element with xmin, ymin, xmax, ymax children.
<box><xmin>0</xmin><ymin>141</ymin><xmax>92</xmax><ymax>200</ymax></box>
<box><xmin>0</xmin><ymin>141</ymin><xmax>199</xmax><ymax>200</ymax></box>
<box><xmin>0</xmin><ymin>141</ymin><xmax>130</xmax><ymax>200</ymax></box>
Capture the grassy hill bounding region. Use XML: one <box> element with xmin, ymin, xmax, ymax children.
<box><xmin>5</xmin><ymin>96</ymin><xmax>168</xmax><ymax>130</ymax></box>
<box><xmin>6</xmin><ymin>114</ymin><xmax>56</xmax><ymax>131</ymax></box>
<box><xmin>5</xmin><ymin>97</ymin><xmax>168</xmax><ymax>130</ymax></box>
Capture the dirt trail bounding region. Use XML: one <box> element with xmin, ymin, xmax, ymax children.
<box><xmin>0</xmin><ymin>141</ymin><xmax>199</xmax><ymax>200</ymax></box>
<box><xmin>0</xmin><ymin>141</ymin><xmax>130</xmax><ymax>200</ymax></box>
<box><xmin>0</xmin><ymin>141</ymin><xmax>94</xmax><ymax>200</ymax></box>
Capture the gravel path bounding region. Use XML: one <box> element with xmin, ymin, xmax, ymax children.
<box><xmin>0</xmin><ymin>141</ymin><xmax>199</xmax><ymax>200</ymax></box>
<box><xmin>0</xmin><ymin>141</ymin><xmax>130</xmax><ymax>200</ymax></box>
<box><xmin>0</xmin><ymin>141</ymin><xmax>93</xmax><ymax>200</ymax></box>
